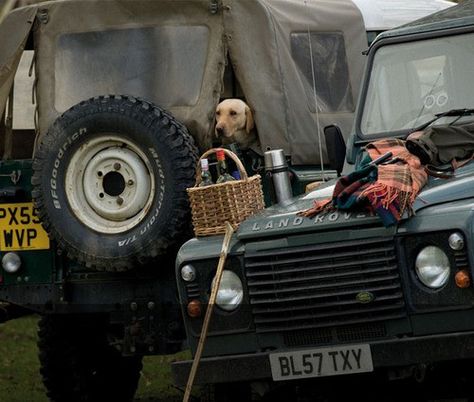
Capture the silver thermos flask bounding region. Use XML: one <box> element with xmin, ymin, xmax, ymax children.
<box><xmin>264</xmin><ymin>149</ymin><xmax>293</xmax><ymax>205</ymax></box>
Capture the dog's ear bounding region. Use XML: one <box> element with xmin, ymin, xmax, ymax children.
<box><xmin>245</xmin><ymin>106</ymin><xmax>255</xmax><ymax>134</ymax></box>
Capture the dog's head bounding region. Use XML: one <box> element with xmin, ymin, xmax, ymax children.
<box><xmin>215</xmin><ymin>99</ymin><xmax>254</xmax><ymax>140</ymax></box>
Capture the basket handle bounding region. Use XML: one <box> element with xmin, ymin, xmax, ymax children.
<box><xmin>195</xmin><ymin>147</ymin><xmax>248</xmax><ymax>185</ymax></box>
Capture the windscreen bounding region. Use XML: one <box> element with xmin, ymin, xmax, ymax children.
<box><xmin>55</xmin><ymin>26</ymin><xmax>209</xmax><ymax>112</ymax></box>
<box><xmin>361</xmin><ymin>33</ymin><xmax>474</xmax><ymax>136</ymax></box>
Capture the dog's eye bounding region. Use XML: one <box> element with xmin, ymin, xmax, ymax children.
<box><xmin>230</xmin><ymin>110</ymin><xmax>237</xmax><ymax>116</ymax></box>
<box><xmin>216</xmin><ymin>111</ymin><xmax>220</xmax><ymax>116</ymax></box>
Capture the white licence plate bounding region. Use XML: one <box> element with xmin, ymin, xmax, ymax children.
<box><xmin>269</xmin><ymin>344</ymin><xmax>373</xmax><ymax>381</ymax></box>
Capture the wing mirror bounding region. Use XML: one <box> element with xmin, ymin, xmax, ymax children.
<box><xmin>324</xmin><ymin>125</ymin><xmax>346</xmax><ymax>176</ymax></box>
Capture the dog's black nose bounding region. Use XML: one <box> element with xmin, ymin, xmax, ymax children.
<box><xmin>216</xmin><ymin>127</ymin><xmax>224</xmax><ymax>136</ymax></box>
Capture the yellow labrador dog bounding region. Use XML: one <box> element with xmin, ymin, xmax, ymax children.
<box><xmin>215</xmin><ymin>99</ymin><xmax>259</xmax><ymax>150</ymax></box>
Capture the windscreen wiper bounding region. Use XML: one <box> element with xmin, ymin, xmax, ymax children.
<box><xmin>410</xmin><ymin>108</ymin><xmax>474</xmax><ymax>133</ymax></box>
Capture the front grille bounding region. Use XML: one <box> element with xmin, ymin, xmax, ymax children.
<box><xmin>284</xmin><ymin>323</ymin><xmax>387</xmax><ymax>347</ymax></box>
<box><xmin>245</xmin><ymin>237</ymin><xmax>406</xmax><ymax>333</ymax></box>
<box><xmin>186</xmin><ymin>283</ymin><xmax>200</xmax><ymax>300</ymax></box>
<box><xmin>454</xmin><ymin>249</ymin><xmax>469</xmax><ymax>269</ymax></box>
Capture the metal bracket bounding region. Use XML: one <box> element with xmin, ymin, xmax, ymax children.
<box><xmin>209</xmin><ymin>0</ymin><xmax>219</xmax><ymax>14</ymax></box>
<box><xmin>0</xmin><ymin>170</ymin><xmax>21</xmax><ymax>185</ymax></box>
<box><xmin>123</xmin><ymin>300</ymin><xmax>159</xmax><ymax>355</ymax></box>
<box><xmin>38</xmin><ymin>8</ymin><xmax>49</xmax><ymax>24</ymax></box>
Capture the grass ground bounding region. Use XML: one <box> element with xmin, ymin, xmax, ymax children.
<box><xmin>0</xmin><ymin>316</ymin><xmax>196</xmax><ymax>402</ymax></box>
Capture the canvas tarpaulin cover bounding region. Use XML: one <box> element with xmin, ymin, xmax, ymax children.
<box><xmin>0</xmin><ymin>0</ymin><xmax>367</xmax><ymax>165</ymax></box>
<box><xmin>225</xmin><ymin>0</ymin><xmax>366</xmax><ymax>164</ymax></box>
<box><xmin>0</xmin><ymin>6</ymin><xmax>36</xmax><ymax>122</ymax></box>
<box><xmin>32</xmin><ymin>0</ymin><xmax>226</xmax><ymax>150</ymax></box>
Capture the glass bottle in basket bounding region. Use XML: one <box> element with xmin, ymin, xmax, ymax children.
<box><xmin>198</xmin><ymin>158</ymin><xmax>214</xmax><ymax>187</ymax></box>
<box><xmin>229</xmin><ymin>143</ymin><xmax>242</xmax><ymax>180</ymax></box>
<box><xmin>216</xmin><ymin>149</ymin><xmax>236</xmax><ymax>183</ymax></box>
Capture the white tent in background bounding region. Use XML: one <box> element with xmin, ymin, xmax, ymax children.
<box><xmin>352</xmin><ymin>0</ymin><xmax>456</xmax><ymax>31</ymax></box>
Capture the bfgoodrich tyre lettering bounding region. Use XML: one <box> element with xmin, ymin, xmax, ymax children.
<box><xmin>49</xmin><ymin>127</ymin><xmax>88</xmax><ymax>210</ymax></box>
<box><xmin>32</xmin><ymin>95</ymin><xmax>198</xmax><ymax>271</ymax></box>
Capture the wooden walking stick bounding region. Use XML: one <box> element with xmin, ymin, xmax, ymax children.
<box><xmin>183</xmin><ymin>222</ymin><xmax>235</xmax><ymax>402</ymax></box>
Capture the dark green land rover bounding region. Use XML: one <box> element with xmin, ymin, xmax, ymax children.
<box><xmin>173</xmin><ymin>2</ymin><xmax>474</xmax><ymax>400</ymax></box>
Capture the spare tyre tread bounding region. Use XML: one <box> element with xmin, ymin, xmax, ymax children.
<box><xmin>32</xmin><ymin>95</ymin><xmax>198</xmax><ymax>271</ymax></box>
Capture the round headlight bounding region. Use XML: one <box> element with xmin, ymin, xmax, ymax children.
<box><xmin>213</xmin><ymin>270</ymin><xmax>243</xmax><ymax>312</ymax></box>
<box><xmin>448</xmin><ymin>232</ymin><xmax>464</xmax><ymax>251</ymax></box>
<box><xmin>2</xmin><ymin>252</ymin><xmax>21</xmax><ymax>273</ymax></box>
<box><xmin>181</xmin><ymin>265</ymin><xmax>196</xmax><ymax>282</ymax></box>
<box><xmin>415</xmin><ymin>246</ymin><xmax>450</xmax><ymax>289</ymax></box>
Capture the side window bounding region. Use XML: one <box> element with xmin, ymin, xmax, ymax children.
<box><xmin>55</xmin><ymin>26</ymin><xmax>209</xmax><ymax>112</ymax></box>
<box><xmin>290</xmin><ymin>32</ymin><xmax>354</xmax><ymax>113</ymax></box>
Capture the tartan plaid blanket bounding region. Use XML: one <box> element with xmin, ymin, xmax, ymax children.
<box><xmin>300</xmin><ymin>139</ymin><xmax>427</xmax><ymax>226</ymax></box>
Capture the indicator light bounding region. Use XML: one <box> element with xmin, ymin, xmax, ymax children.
<box><xmin>187</xmin><ymin>299</ymin><xmax>202</xmax><ymax>318</ymax></box>
<box><xmin>455</xmin><ymin>270</ymin><xmax>471</xmax><ymax>289</ymax></box>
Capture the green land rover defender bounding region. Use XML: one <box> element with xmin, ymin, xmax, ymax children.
<box><xmin>173</xmin><ymin>2</ymin><xmax>474</xmax><ymax>400</ymax></box>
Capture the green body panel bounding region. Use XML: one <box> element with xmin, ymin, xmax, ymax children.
<box><xmin>238</xmin><ymin>162</ymin><xmax>474</xmax><ymax>240</ymax></box>
<box><xmin>1</xmin><ymin>250</ymin><xmax>54</xmax><ymax>285</ymax></box>
<box><xmin>0</xmin><ymin>159</ymin><xmax>33</xmax><ymax>192</ymax></box>
<box><xmin>0</xmin><ymin>160</ymin><xmax>55</xmax><ymax>286</ymax></box>
<box><xmin>289</xmin><ymin>166</ymin><xmax>338</xmax><ymax>198</ymax></box>
<box><xmin>177</xmin><ymin>186</ymin><xmax>474</xmax><ymax>359</ymax></box>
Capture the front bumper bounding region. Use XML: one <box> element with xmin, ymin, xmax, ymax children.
<box><xmin>172</xmin><ymin>331</ymin><xmax>474</xmax><ymax>386</ymax></box>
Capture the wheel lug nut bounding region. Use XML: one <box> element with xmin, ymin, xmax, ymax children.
<box><xmin>117</xmin><ymin>197</ymin><xmax>124</xmax><ymax>206</ymax></box>
<box><xmin>114</xmin><ymin>163</ymin><xmax>121</xmax><ymax>171</ymax></box>
<box><xmin>128</xmin><ymin>179</ymin><xmax>134</xmax><ymax>186</ymax></box>
<box><xmin>97</xmin><ymin>171</ymin><xmax>103</xmax><ymax>177</ymax></box>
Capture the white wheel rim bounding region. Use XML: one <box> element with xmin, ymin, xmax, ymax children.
<box><xmin>65</xmin><ymin>135</ymin><xmax>156</xmax><ymax>234</ymax></box>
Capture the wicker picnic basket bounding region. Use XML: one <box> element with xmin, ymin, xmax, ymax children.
<box><xmin>187</xmin><ymin>148</ymin><xmax>264</xmax><ymax>236</ymax></box>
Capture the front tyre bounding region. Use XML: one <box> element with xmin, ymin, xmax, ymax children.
<box><xmin>38</xmin><ymin>315</ymin><xmax>142</xmax><ymax>402</ymax></box>
<box><xmin>32</xmin><ymin>95</ymin><xmax>198</xmax><ymax>271</ymax></box>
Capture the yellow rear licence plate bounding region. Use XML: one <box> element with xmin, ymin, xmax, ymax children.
<box><xmin>0</xmin><ymin>203</ymin><xmax>50</xmax><ymax>251</ymax></box>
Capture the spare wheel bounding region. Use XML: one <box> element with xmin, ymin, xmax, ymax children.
<box><xmin>32</xmin><ymin>95</ymin><xmax>198</xmax><ymax>271</ymax></box>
